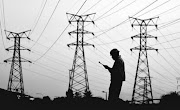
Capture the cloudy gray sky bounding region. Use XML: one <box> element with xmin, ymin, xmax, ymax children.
<box><xmin>0</xmin><ymin>0</ymin><xmax>180</xmax><ymax>101</ymax></box>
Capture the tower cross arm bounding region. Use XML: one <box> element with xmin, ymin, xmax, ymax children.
<box><xmin>130</xmin><ymin>46</ymin><xmax>158</xmax><ymax>51</ymax></box>
<box><xmin>67</xmin><ymin>42</ymin><xmax>94</xmax><ymax>48</ymax></box>
<box><xmin>5</xmin><ymin>30</ymin><xmax>31</xmax><ymax>39</ymax></box>
<box><xmin>4</xmin><ymin>57</ymin><xmax>32</xmax><ymax>63</ymax></box>
<box><xmin>131</xmin><ymin>34</ymin><xmax>157</xmax><ymax>40</ymax></box>
<box><xmin>66</xmin><ymin>13</ymin><xmax>95</xmax><ymax>24</ymax></box>
<box><xmin>67</xmin><ymin>42</ymin><xmax>77</xmax><ymax>47</ymax></box>
<box><xmin>129</xmin><ymin>16</ymin><xmax>159</xmax><ymax>28</ymax></box>
<box><xmin>4</xmin><ymin>57</ymin><xmax>13</xmax><ymax>63</ymax></box>
<box><xmin>68</xmin><ymin>30</ymin><xmax>94</xmax><ymax>36</ymax></box>
<box><xmin>5</xmin><ymin>46</ymin><xmax>31</xmax><ymax>51</ymax></box>
<box><xmin>146</xmin><ymin>46</ymin><xmax>158</xmax><ymax>51</ymax></box>
<box><xmin>83</xmin><ymin>42</ymin><xmax>95</xmax><ymax>47</ymax></box>
<box><xmin>20</xmin><ymin>58</ymin><xmax>32</xmax><ymax>63</ymax></box>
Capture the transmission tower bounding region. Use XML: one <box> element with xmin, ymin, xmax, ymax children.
<box><xmin>130</xmin><ymin>17</ymin><xmax>158</xmax><ymax>104</ymax></box>
<box><xmin>66</xmin><ymin>13</ymin><xmax>95</xmax><ymax>96</ymax></box>
<box><xmin>4</xmin><ymin>30</ymin><xmax>31</xmax><ymax>94</ymax></box>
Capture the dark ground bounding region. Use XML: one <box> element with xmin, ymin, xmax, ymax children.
<box><xmin>0</xmin><ymin>88</ymin><xmax>179</xmax><ymax>110</ymax></box>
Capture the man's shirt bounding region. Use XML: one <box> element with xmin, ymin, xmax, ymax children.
<box><xmin>109</xmin><ymin>56</ymin><xmax>125</xmax><ymax>83</ymax></box>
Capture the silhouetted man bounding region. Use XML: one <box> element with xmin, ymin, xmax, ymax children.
<box><xmin>103</xmin><ymin>48</ymin><xmax>125</xmax><ymax>102</ymax></box>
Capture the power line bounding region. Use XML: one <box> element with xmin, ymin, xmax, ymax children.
<box><xmin>149</xmin><ymin>54</ymin><xmax>177</xmax><ymax>82</ymax></box>
<box><xmin>95</xmin><ymin>0</ymin><xmax>124</xmax><ymax>21</ymax></box>
<box><xmin>96</xmin><ymin>36</ymin><xmax>130</xmax><ymax>46</ymax></box>
<box><xmin>132</xmin><ymin>40</ymin><xmax>177</xmax><ymax>86</ymax></box>
<box><xmin>29</xmin><ymin>40</ymin><xmax>173</xmax><ymax>99</ymax></box>
<box><xmin>34</xmin><ymin>0</ymin><xmax>88</xmax><ymax>62</ymax></box>
<box><xmin>152</xmin><ymin>85</ymin><xmax>168</xmax><ymax>96</ymax></box>
<box><xmin>4</xmin><ymin>30</ymin><xmax>31</xmax><ymax>94</ymax></box>
<box><xmin>66</xmin><ymin>0</ymin><xmax>80</xmax><ymax>13</ymax></box>
<box><xmin>88</xmin><ymin>24</ymin><xmax>139</xmax><ymax>69</ymax></box>
<box><xmin>84</xmin><ymin>0</ymin><xmax>136</xmax><ymax>29</ymax></box>
<box><xmin>148</xmin><ymin>17</ymin><xmax>180</xmax><ymax>33</ymax></box>
<box><xmin>86</xmin><ymin>1</ymin><xmax>180</xmax><ymax>45</ymax></box>
<box><xmin>130</xmin><ymin>17</ymin><xmax>158</xmax><ymax>104</ymax></box>
<box><xmin>94</xmin><ymin>18</ymin><xmax>177</xmax><ymax>95</ymax></box>
<box><xmin>66</xmin><ymin>12</ymin><xmax>96</xmax><ymax>95</ymax></box>
<box><xmin>3</xmin><ymin>57</ymin><xmax>131</xmax><ymax>97</ymax></box>
<box><xmin>26</xmin><ymin>35</ymin><xmax>112</xmax><ymax>87</ymax></box>
<box><xmin>1</xmin><ymin>0</ymin><xmax>179</xmax><ymax>100</ymax></box>
<box><xmin>29</xmin><ymin>50</ymin><xmax>70</xmax><ymax>68</ymax></box>
<box><xmin>75</xmin><ymin>0</ymin><xmax>88</xmax><ymax>14</ymax></box>
<box><xmin>27</xmin><ymin>49</ymin><xmax>111</xmax><ymax>85</ymax></box>
<box><xmin>95</xmin><ymin>19</ymin><xmax>180</xmax><ymax>46</ymax></box>
<box><xmin>93</xmin><ymin>0</ymin><xmax>118</xmax><ymax>17</ymax></box>
<box><xmin>0</xmin><ymin>19</ymin><xmax>5</xmax><ymax>49</ymax></box>
<box><xmin>85</xmin><ymin>26</ymin><xmax>139</xmax><ymax>80</ymax></box>
<box><xmin>158</xmin><ymin>52</ymin><xmax>180</xmax><ymax>76</ymax></box>
<box><xmin>23</xmin><ymin>67</ymin><xmax>68</xmax><ymax>84</ymax></box>
<box><xmin>32</xmin><ymin>44</ymin><xmax>109</xmax><ymax>76</ymax></box>
<box><xmin>27</xmin><ymin>32</ymin><xmax>135</xmax><ymax>96</ymax></box>
<box><xmin>150</xmin><ymin>35</ymin><xmax>180</xmax><ymax>47</ymax></box>
<box><xmin>36</xmin><ymin>55</ymin><xmax>110</xmax><ymax>87</ymax></box>
<box><xmin>24</xmin><ymin>66</ymin><xmax>107</xmax><ymax>97</ymax></box>
<box><xmin>118</xmin><ymin>38</ymin><xmax>177</xmax><ymax>92</ymax></box>
<box><xmin>29</xmin><ymin>0</ymin><xmax>48</xmax><ymax>37</ymax></box>
<box><xmin>145</xmin><ymin>30</ymin><xmax>180</xmax><ymax>77</ymax></box>
<box><xmin>97</xmin><ymin>0</ymin><xmax>136</xmax><ymax>21</ymax></box>
<box><xmin>154</xmin><ymin>3</ymin><xmax>180</xmax><ymax>18</ymax></box>
<box><xmin>88</xmin><ymin>0</ymin><xmax>158</xmax><ymax>39</ymax></box>
<box><xmin>136</xmin><ymin>0</ymin><xmax>170</xmax><ymax>18</ymax></box>
<box><xmin>0</xmin><ymin>0</ymin><xmax>6</xmax><ymax>49</ymax></box>
<box><xmin>86</xmin><ymin>46</ymin><xmax>142</xmax><ymax>86</ymax></box>
<box><xmin>159</xmin><ymin>45</ymin><xmax>180</xmax><ymax>50</ymax></box>
<box><xmin>85</xmin><ymin>35</ymin><xmax>152</xmax><ymax>92</ymax></box>
<box><xmin>82</xmin><ymin>0</ymin><xmax>102</xmax><ymax>14</ymax></box>
<box><xmin>87</xmin><ymin>19</ymin><xmax>177</xmax><ymax>91</ymax></box>
<box><xmin>33</xmin><ymin>62</ymin><xmax>68</xmax><ymax>78</ymax></box>
<box><xmin>126</xmin><ymin>20</ymin><xmax>177</xmax><ymax>98</ymax></box>
<box><xmin>152</xmin><ymin>77</ymin><xmax>176</xmax><ymax>89</ymax></box>
<box><xmin>26</xmin><ymin>41</ymin><xmax>111</xmax><ymax>83</ymax></box>
<box><xmin>34</xmin><ymin>24</ymin><xmax>69</xmax><ymax>62</ymax></box>
<box><xmin>158</xmin><ymin>30</ymin><xmax>180</xmax><ymax>69</ymax></box>
<box><xmin>27</xmin><ymin>56</ymin><xmax>110</xmax><ymax>85</ymax></box>
<box><xmin>1</xmin><ymin>0</ymin><xmax>6</xmax><ymax>30</ymax></box>
<box><xmin>30</xmin><ymin>0</ymin><xmax>62</xmax><ymax>49</ymax></box>
<box><xmin>30</xmin><ymin>39</ymin><xmax>73</xmax><ymax>60</ymax></box>
<box><xmin>158</xmin><ymin>31</ymin><xmax>180</xmax><ymax>38</ymax></box>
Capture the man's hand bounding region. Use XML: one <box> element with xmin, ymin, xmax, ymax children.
<box><xmin>103</xmin><ymin>65</ymin><xmax>110</xmax><ymax>69</ymax></box>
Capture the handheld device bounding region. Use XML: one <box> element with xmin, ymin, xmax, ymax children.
<box><xmin>99</xmin><ymin>61</ymin><xmax>104</xmax><ymax>66</ymax></box>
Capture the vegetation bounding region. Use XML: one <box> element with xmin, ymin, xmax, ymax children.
<box><xmin>0</xmin><ymin>88</ymin><xmax>179</xmax><ymax>110</ymax></box>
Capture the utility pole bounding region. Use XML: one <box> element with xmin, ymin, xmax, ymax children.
<box><xmin>130</xmin><ymin>17</ymin><xmax>158</xmax><ymax>104</ymax></box>
<box><xmin>4</xmin><ymin>30</ymin><xmax>31</xmax><ymax>94</ymax></box>
<box><xmin>176</xmin><ymin>77</ymin><xmax>180</xmax><ymax>94</ymax></box>
<box><xmin>66</xmin><ymin>13</ymin><xmax>95</xmax><ymax>97</ymax></box>
<box><xmin>102</xmin><ymin>91</ymin><xmax>107</xmax><ymax>100</ymax></box>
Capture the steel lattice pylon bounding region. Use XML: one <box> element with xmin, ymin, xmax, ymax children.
<box><xmin>66</xmin><ymin>13</ymin><xmax>95</xmax><ymax>96</ymax></box>
<box><xmin>4</xmin><ymin>30</ymin><xmax>31</xmax><ymax>94</ymax></box>
<box><xmin>130</xmin><ymin>17</ymin><xmax>158</xmax><ymax>104</ymax></box>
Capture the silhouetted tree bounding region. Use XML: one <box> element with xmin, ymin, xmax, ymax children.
<box><xmin>42</xmin><ymin>96</ymin><xmax>51</xmax><ymax>104</ymax></box>
<box><xmin>159</xmin><ymin>91</ymin><xmax>180</xmax><ymax>110</ymax></box>
<box><xmin>74</xmin><ymin>92</ymin><xmax>82</xmax><ymax>98</ymax></box>
<box><xmin>84</xmin><ymin>90</ymin><xmax>93</xmax><ymax>98</ymax></box>
<box><xmin>66</xmin><ymin>89</ymin><xmax>73</xmax><ymax>98</ymax></box>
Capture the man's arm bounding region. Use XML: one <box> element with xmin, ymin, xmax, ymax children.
<box><xmin>103</xmin><ymin>65</ymin><xmax>113</xmax><ymax>73</ymax></box>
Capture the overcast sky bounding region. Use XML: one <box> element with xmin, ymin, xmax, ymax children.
<box><xmin>0</xmin><ymin>0</ymin><xmax>180</xmax><ymax>101</ymax></box>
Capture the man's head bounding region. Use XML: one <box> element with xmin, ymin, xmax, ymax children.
<box><xmin>110</xmin><ymin>48</ymin><xmax>120</xmax><ymax>60</ymax></box>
